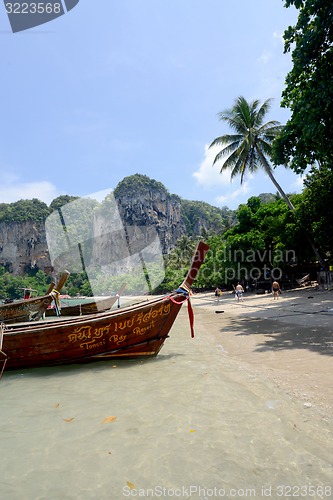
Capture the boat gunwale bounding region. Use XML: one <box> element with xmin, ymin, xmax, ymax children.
<box><xmin>2</xmin><ymin>292</ymin><xmax>183</xmax><ymax>336</ymax></box>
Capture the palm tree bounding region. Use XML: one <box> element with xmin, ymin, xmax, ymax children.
<box><xmin>210</xmin><ymin>96</ymin><xmax>294</xmax><ymax>210</ymax></box>
<box><xmin>210</xmin><ymin>96</ymin><xmax>324</xmax><ymax>265</ymax></box>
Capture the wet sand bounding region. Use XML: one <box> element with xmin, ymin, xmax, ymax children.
<box><xmin>190</xmin><ymin>287</ymin><xmax>333</xmax><ymax>419</ymax></box>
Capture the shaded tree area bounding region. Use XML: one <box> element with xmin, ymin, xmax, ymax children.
<box><xmin>296</xmin><ymin>166</ymin><xmax>333</xmax><ymax>257</ymax></box>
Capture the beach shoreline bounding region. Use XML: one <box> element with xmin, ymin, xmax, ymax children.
<box><xmin>189</xmin><ymin>287</ymin><xmax>333</xmax><ymax>420</ymax></box>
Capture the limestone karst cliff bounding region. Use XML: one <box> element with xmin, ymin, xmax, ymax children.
<box><xmin>0</xmin><ymin>174</ymin><xmax>229</xmax><ymax>276</ymax></box>
<box><xmin>0</xmin><ymin>220</ymin><xmax>52</xmax><ymax>275</ymax></box>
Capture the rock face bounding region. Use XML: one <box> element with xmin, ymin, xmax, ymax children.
<box><xmin>0</xmin><ymin>221</ymin><xmax>52</xmax><ymax>275</ymax></box>
<box><xmin>0</xmin><ymin>174</ymin><xmax>228</xmax><ymax>276</ymax></box>
<box><xmin>114</xmin><ymin>175</ymin><xmax>186</xmax><ymax>253</ymax></box>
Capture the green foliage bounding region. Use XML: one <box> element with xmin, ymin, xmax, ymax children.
<box><xmin>0</xmin><ymin>268</ymin><xmax>54</xmax><ymax>300</ymax></box>
<box><xmin>49</xmin><ymin>195</ymin><xmax>79</xmax><ymax>212</ymax></box>
<box><xmin>0</xmin><ymin>199</ymin><xmax>50</xmax><ymax>224</ymax></box>
<box><xmin>273</xmin><ymin>0</ymin><xmax>333</xmax><ymax>172</ymax></box>
<box><xmin>65</xmin><ymin>272</ymin><xmax>93</xmax><ymax>297</ymax></box>
<box><xmin>296</xmin><ymin>166</ymin><xmax>333</xmax><ymax>256</ymax></box>
<box><xmin>114</xmin><ymin>174</ymin><xmax>171</xmax><ymax>198</ymax></box>
<box><xmin>180</xmin><ymin>199</ymin><xmax>235</xmax><ymax>236</ymax></box>
<box><xmin>224</xmin><ymin>196</ymin><xmax>304</xmax><ymax>264</ymax></box>
<box><xmin>187</xmin><ymin>196</ymin><xmax>315</xmax><ymax>289</ymax></box>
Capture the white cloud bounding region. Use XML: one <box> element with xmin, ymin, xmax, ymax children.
<box><xmin>215</xmin><ymin>182</ymin><xmax>251</xmax><ymax>207</ymax></box>
<box><xmin>193</xmin><ymin>144</ymin><xmax>232</xmax><ymax>188</ymax></box>
<box><xmin>192</xmin><ymin>144</ymin><xmax>256</xmax><ymax>209</ymax></box>
<box><xmin>0</xmin><ymin>171</ymin><xmax>60</xmax><ymax>205</ymax></box>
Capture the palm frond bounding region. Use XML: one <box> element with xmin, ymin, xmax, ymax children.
<box><xmin>218</xmin><ymin>113</ymin><xmax>248</xmax><ymax>134</ymax></box>
<box><xmin>211</xmin><ymin>95</ymin><xmax>287</xmax><ymax>189</ymax></box>
<box><xmin>257</xmin><ymin>138</ymin><xmax>274</xmax><ymax>162</ymax></box>
<box><xmin>253</xmin><ymin>98</ymin><xmax>273</xmax><ymax>128</ymax></box>
<box><xmin>213</xmin><ymin>140</ymin><xmax>241</xmax><ymax>167</ymax></box>
<box><xmin>213</xmin><ymin>142</ymin><xmax>242</xmax><ymax>164</ymax></box>
<box><xmin>209</xmin><ymin>134</ymin><xmax>242</xmax><ymax>148</ymax></box>
<box><xmin>258</xmin><ymin>123</ymin><xmax>283</xmax><ymax>138</ymax></box>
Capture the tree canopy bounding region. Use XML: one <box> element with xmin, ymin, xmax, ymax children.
<box><xmin>297</xmin><ymin>165</ymin><xmax>333</xmax><ymax>255</ymax></box>
<box><xmin>0</xmin><ymin>199</ymin><xmax>50</xmax><ymax>224</ymax></box>
<box><xmin>273</xmin><ymin>0</ymin><xmax>333</xmax><ymax>173</ymax></box>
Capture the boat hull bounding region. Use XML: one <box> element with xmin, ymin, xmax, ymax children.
<box><xmin>0</xmin><ymin>296</ymin><xmax>54</xmax><ymax>324</ymax></box>
<box><xmin>2</xmin><ymin>293</ymin><xmax>184</xmax><ymax>370</ymax></box>
<box><xmin>0</xmin><ymin>272</ymin><xmax>69</xmax><ymax>324</ymax></box>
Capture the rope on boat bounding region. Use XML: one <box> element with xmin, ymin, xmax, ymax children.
<box><xmin>0</xmin><ymin>322</ymin><xmax>8</xmax><ymax>379</ymax></box>
<box><xmin>165</xmin><ymin>285</ymin><xmax>195</xmax><ymax>338</ymax></box>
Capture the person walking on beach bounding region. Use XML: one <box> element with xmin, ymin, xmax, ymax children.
<box><xmin>272</xmin><ymin>280</ymin><xmax>280</xmax><ymax>300</ymax></box>
<box><xmin>235</xmin><ymin>283</ymin><xmax>244</xmax><ymax>302</ymax></box>
<box><xmin>215</xmin><ymin>287</ymin><xmax>222</xmax><ymax>304</ymax></box>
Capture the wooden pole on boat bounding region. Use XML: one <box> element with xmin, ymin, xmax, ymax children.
<box><xmin>46</xmin><ymin>282</ymin><xmax>55</xmax><ymax>294</ymax></box>
<box><xmin>181</xmin><ymin>241</ymin><xmax>210</xmax><ymax>291</ymax></box>
<box><xmin>53</xmin><ymin>270</ymin><xmax>70</xmax><ymax>294</ymax></box>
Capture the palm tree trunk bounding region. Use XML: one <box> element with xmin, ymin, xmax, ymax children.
<box><xmin>256</xmin><ymin>148</ymin><xmax>325</xmax><ymax>267</ymax></box>
<box><xmin>256</xmin><ymin>147</ymin><xmax>295</xmax><ymax>210</ymax></box>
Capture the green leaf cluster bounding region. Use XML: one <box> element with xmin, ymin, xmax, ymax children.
<box><xmin>0</xmin><ymin>199</ymin><xmax>50</xmax><ymax>224</ymax></box>
<box><xmin>273</xmin><ymin>0</ymin><xmax>333</xmax><ymax>172</ymax></box>
<box><xmin>0</xmin><ymin>268</ymin><xmax>53</xmax><ymax>300</ymax></box>
<box><xmin>297</xmin><ymin>165</ymin><xmax>333</xmax><ymax>256</ymax></box>
<box><xmin>173</xmin><ymin>195</ymin><xmax>318</xmax><ymax>290</ymax></box>
<box><xmin>114</xmin><ymin>174</ymin><xmax>171</xmax><ymax>199</ymax></box>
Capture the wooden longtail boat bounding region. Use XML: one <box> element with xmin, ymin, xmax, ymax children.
<box><xmin>0</xmin><ymin>241</ymin><xmax>209</xmax><ymax>372</ymax></box>
<box><xmin>45</xmin><ymin>284</ymin><xmax>127</xmax><ymax>317</ymax></box>
<box><xmin>0</xmin><ymin>271</ymin><xmax>70</xmax><ymax>325</ymax></box>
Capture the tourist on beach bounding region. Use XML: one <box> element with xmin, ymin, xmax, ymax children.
<box><xmin>215</xmin><ymin>287</ymin><xmax>222</xmax><ymax>304</ymax></box>
<box><xmin>272</xmin><ymin>280</ymin><xmax>280</xmax><ymax>300</ymax></box>
<box><xmin>235</xmin><ymin>283</ymin><xmax>244</xmax><ymax>302</ymax></box>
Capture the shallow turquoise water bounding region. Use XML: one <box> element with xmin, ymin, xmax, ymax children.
<box><xmin>1</xmin><ymin>308</ymin><xmax>332</xmax><ymax>500</ymax></box>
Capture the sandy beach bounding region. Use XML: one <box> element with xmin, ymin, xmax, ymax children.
<box><xmin>190</xmin><ymin>287</ymin><xmax>333</xmax><ymax>419</ymax></box>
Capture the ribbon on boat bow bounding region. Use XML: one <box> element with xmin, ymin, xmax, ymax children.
<box><xmin>50</xmin><ymin>289</ymin><xmax>61</xmax><ymax>316</ymax></box>
<box><xmin>166</xmin><ymin>285</ymin><xmax>195</xmax><ymax>338</ymax></box>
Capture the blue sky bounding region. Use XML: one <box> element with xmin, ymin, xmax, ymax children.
<box><xmin>0</xmin><ymin>0</ymin><xmax>300</xmax><ymax>210</ymax></box>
